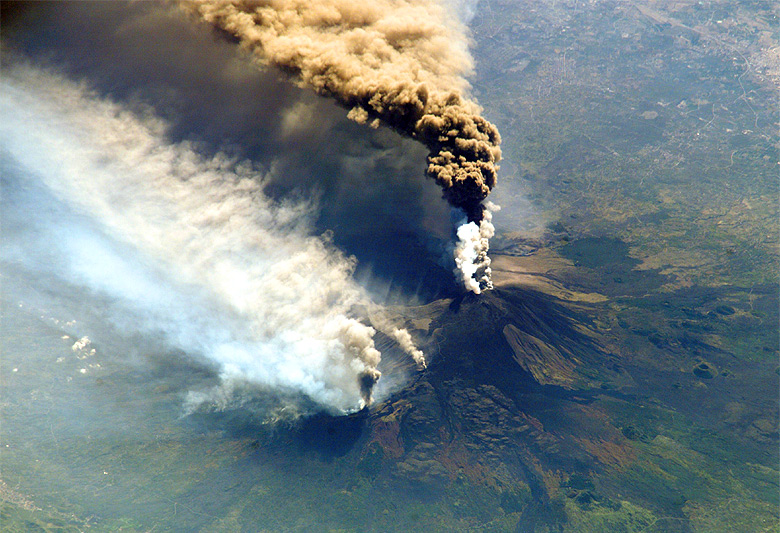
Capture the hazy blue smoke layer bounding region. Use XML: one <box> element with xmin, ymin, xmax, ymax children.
<box><xmin>1</xmin><ymin>64</ymin><xmax>398</xmax><ymax>414</ymax></box>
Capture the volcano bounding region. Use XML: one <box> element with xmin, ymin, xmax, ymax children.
<box><xmin>190</xmin><ymin>274</ymin><xmax>642</xmax><ymax>531</ymax></box>
<box><xmin>3</xmin><ymin>1</ymin><xmax>777</xmax><ymax>531</ymax></box>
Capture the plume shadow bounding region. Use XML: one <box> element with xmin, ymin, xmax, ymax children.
<box><xmin>1</xmin><ymin>0</ymin><xmax>458</xmax><ymax>303</ymax></box>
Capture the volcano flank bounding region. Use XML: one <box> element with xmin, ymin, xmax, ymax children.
<box><xmin>192</xmin><ymin>275</ymin><xmax>638</xmax><ymax>530</ymax></box>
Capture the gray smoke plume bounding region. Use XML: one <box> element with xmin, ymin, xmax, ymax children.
<box><xmin>1</xmin><ymin>63</ymin><xmax>417</xmax><ymax>412</ymax></box>
<box><xmin>185</xmin><ymin>0</ymin><xmax>502</xmax><ymax>292</ymax></box>
<box><xmin>392</xmin><ymin>328</ymin><xmax>427</xmax><ymax>368</ymax></box>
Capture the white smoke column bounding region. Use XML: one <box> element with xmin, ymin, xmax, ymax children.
<box><xmin>1</xmin><ymin>64</ymin><xmax>386</xmax><ymax>412</ymax></box>
<box><xmin>454</xmin><ymin>202</ymin><xmax>499</xmax><ymax>294</ymax></box>
<box><xmin>392</xmin><ymin>328</ymin><xmax>426</xmax><ymax>369</ymax></box>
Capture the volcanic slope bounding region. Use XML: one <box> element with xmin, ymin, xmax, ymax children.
<box><xmin>190</xmin><ymin>278</ymin><xmax>650</xmax><ymax>532</ymax></box>
<box><xmin>358</xmin><ymin>287</ymin><xmax>635</xmax><ymax>528</ymax></box>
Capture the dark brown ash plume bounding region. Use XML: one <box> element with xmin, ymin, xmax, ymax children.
<box><xmin>186</xmin><ymin>0</ymin><xmax>501</xmax><ymax>291</ymax></box>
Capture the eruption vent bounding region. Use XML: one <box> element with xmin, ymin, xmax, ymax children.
<box><xmin>186</xmin><ymin>0</ymin><xmax>502</xmax><ymax>292</ymax></box>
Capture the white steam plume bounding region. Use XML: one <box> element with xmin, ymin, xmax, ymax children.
<box><xmin>1</xmin><ymin>64</ymin><xmax>389</xmax><ymax>413</ymax></box>
<box><xmin>454</xmin><ymin>202</ymin><xmax>499</xmax><ymax>294</ymax></box>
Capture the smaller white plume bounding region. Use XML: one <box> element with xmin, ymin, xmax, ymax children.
<box><xmin>392</xmin><ymin>328</ymin><xmax>426</xmax><ymax>369</ymax></box>
<box><xmin>454</xmin><ymin>202</ymin><xmax>499</xmax><ymax>294</ymax></box>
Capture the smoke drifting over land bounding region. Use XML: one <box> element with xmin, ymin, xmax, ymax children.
<box><xmin>0</xmin><ymin>0</ymin><xmax>499</xmax><ymax>415</ymax></box>
<box><xmin>1</xmin><ymin>64</ymin><xmax>415</xmax><ymax>412</ymax></box>
<box><xmin>186</xmin><ymin>0</ymin><xmax>502</xmax><ymax>292</ymax></box>
<box><xmin>2</xmin><ymin>1</ymin><xmax>464</xmax><ymax>301</ymax></box>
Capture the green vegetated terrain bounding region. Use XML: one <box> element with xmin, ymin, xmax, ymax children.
<box><xmin>2</xmin><ymin>0</ymin><xmax>778</xmax><ymax>531</ymax></box>
<box><xmin>472</xmin><ymin>0</ymin><xmax>779</xmax><ymax>530</ymax></box>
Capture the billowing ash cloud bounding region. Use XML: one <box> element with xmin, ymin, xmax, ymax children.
<box><xmin>0</xmin><ymin>63</ymin><xmax>428</xmax><ymax>413</ymax></box>
<box><xmin>185</xmin><ymin>0</ymin><xmax>502</xmax><ymax>293</ymax></box>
